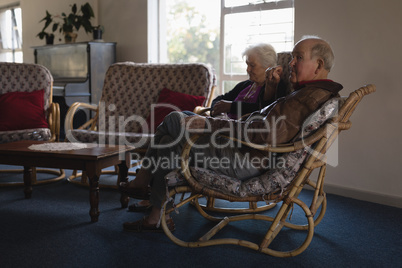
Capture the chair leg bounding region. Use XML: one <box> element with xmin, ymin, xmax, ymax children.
<box><xmin>163</xmin><ymin>186</ymin><xmax>318</xmax><ymax>257</ymax></box>
<box><xmin>0</xmin><ymin>166</ymin><xmax>65</xmax><ymax>187</ymax></box>
<box><xmin>259</xmin><ymin>197</ymin><xmax>315</xmax><ymax>257</ymax></box>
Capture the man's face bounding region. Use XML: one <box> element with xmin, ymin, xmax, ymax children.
<box><xmin>289</xmin><ymin>40</ymin><xmax>319</xmax><ymax>85</ymax></box>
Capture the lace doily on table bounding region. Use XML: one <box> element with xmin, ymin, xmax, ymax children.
<box><xmin>28</xmin><ymin>142</ymin><xmax>98</xmax><ymax>151</ymax></box>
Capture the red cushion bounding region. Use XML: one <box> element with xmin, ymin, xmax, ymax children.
<box><xmin>144</xmin><ymin>88</ymin><xmax>206</xmax><ymax>133</ymax></box>
<box><xmin>0</xmin><ymin>90</ymin><xmax>49</xmax><ymax>131</ymax></box>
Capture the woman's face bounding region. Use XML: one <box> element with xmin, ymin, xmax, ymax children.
<box><xmin>246</xmin><ymin>53</ymin><xmax>267</xmax><ymax>86</ymax></box>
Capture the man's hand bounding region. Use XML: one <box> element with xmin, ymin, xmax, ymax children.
<box><xmin>211</xmin><ymin>100</ymin><xmax>232</xmax><ymax>116</ymax></box>
<box><xmin>264</xmin><ymin>66</ymin><xmax>283</xmax><ymax>101</ymax></box>
<box><xmin>181</xmin><ymin>115</ymin><xmax>206</xmax><ymax>132</ymax></box>
<box><xmin>266</xmin><ymin>65</ymin><xmax>283</xmax><ymax>84</ymax></box>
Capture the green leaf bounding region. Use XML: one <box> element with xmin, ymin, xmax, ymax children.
<box><xmin>81</xmin><ymin>3</ymin><xmax>94</xmax><ymax>18</ymax></box>
<box><xmin>52</xmin><ymin>23</ymin><xmax>59</xmax><ymax>32</ymax></box>
<box><xmin>72</xmin><ymin>4</ymin><xmax>77</xmax><ymax>14</ymax></box>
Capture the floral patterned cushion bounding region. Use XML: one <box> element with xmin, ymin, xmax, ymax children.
<box><xmin>165</xmin><ymin>97</ymin><xmax>341</xmax><ymax>197</ymax></box>
<box><xmin>0</xmin><ymin>63</ymin><xmax>53</xmax><ymax>144</ymax></box>
<box><xmin>0</xmin><ymin>63</ymin><xmax>52</xmax><ymax>111</ymax></box>
<box><xmin>0</xmin><ymin>128</ymin><xmax>52</xmax><ymax>144</ymax></box>
<box><xmin>67</xmin><ymin>63</ymin><xmax>216</xmax><ymax>145</ymax></box>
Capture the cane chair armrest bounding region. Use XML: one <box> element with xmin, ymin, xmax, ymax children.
<box><xmin>181</xmin><ymin>131</ymin><xmax>323</xmax><ymax>164</ymax></box>
<box><xmin>193</xmin><ymin>84</ymin><xmax>217</xmax><ymax>116</ymax></box>
<box><xmin>47</xmin><ymin>102</ymin><xmax>60</xmax><ymax>142</ymax></box>
<box><xmin>65</xmin><ymin>102</ymin><xmax>99</xmax><ymax>133</ymax></box>
<box><xmin>219</xmin><ymin>126</ymin><xmax>332</xmax><ymax>153</ymax></box>
<box><xmin>193</xmin><ymin>106</ymin><xmax>211</xmax><ymax>116</ymax></box>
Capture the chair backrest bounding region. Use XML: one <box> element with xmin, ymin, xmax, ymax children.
<box><xmin>0</xmin><ymin>62</ymin><xmax>53</xmax><ymax>111</ymax></box>
<box><xmin>277</xmin><ymin>52</ymin><xmax>293</xmax><ymax>95</ymax></box>
<box><xmin>98</xmin><ymin>62</ymin><xmax>216</xmax><ymax>133</ymax></box>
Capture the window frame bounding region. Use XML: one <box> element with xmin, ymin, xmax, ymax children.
<box><xmin>219</xmin><ymin>0</ymin><xmax>294</xmax><ymax>93</ymax></box>
<box><xmin>153</xmin><ymin>0</ymin><xmax>294</xmax><ymax>94</ymax></box>
<box><xmin>0</xmin><ymin>3</ymin><xmax>23</xmax><ymax>63</ymax></box>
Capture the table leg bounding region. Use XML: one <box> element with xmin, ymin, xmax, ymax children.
<box><xmin>88</xmin><ymin>173</ymin><xmax>100</xmax><ymax>222</ymax></box>
<box><xmin>23</xmin><ymin>166</ymin><xmax>33</xmax><ymax>199</ymax></box>
<box><xmin>118</xmin><ymin>161</ymin><xmax>129</xmax><ymax>208</ymax></box>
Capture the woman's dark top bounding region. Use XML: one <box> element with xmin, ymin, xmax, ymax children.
<box><xmin>210</xmin><ymin>80</ymin><xmax>287</xmax><ymax>117</ymax></box>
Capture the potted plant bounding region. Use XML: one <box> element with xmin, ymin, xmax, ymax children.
<box><xmin>37</xmin><ymin>10</ymin><xmax>57</xmax><ymax>44</ymax></box>
<box><xmin>37</xmin><ymin>3</ymin><xmax>95</xmax><ymax>43</ymax></box>
<box><xmin>92</xmin><ymin>25</ymin><xmax>104</xmax><ymax>40</ymax></box>
<box><xmin>37</xmin><ymin>31</ymin><xmax>55</xmax><ymax>45</ymax></box>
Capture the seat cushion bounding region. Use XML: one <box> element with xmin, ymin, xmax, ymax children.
<box><xmin>0</xmin><ymin>128</ymin><xmax>52</xmax><ymax>144</ymax></box>
<box><xmin>0</xmin><ymin>90</ymin><xmax>48</xmax><ymax>131</ymax></box>
<box><xmin>144</xmin><ymin>88</ymin><xmax>206</xmax><ymax>133</ymax></box>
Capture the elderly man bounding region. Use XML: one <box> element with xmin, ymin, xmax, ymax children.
<box><xmin>120</xmin><ymin>36</ymin><xmax>343</xmax><ymax>232</ymax></box>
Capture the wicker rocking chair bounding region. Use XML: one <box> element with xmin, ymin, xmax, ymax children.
<box><xmin>160</xmin><ymin>84</ymin><xmax>376</xmax><ymax>257</ymax></box>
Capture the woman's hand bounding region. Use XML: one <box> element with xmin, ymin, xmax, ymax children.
<box><xmin>264</xmin><ymin>66</ymin><xmax>283</xmax><ymax>101</ymax></box>
<box><xmin>211</xmin><ymin>100</ymin><xmax>232</xmax><ymax>116</ymax></box>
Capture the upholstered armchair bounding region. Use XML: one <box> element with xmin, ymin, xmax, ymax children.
<box><xmin>0</xmin><ymin>62</ymin><xmax>64</xmax><ymax>185</ymax></box>
<box><xmin>65</xmin><ymin>62</ymin><xmax>216</xmax><ymax>187</ymax></box>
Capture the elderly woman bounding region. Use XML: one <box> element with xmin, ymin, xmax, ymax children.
<box><xmin>125</xmin><ymin>43</ymin><xmax>286</xmax><ymax>213</ymax></box>
<box><xmin>211</xmin><ymin>43</ymin><xmax>286</xmax><ymax>119</ymax></box>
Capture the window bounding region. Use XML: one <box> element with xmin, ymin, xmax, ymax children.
<box><xmin>0</xmin><ymin>4</ymin><xmax>23</xmax><ymax>63</ymax></box>
<box><xmin>155</xmin><ymin>0</ymin><xmax>294</xmax><ymax>95</ymax></box>
<box><xmin>159</xmin><ymin>0</ymin><xmax>220</xmax><ymax>68</ymax></box>
<box><xmin>221</xmin><ymin>0</ymin><xmax>294</xmax><ymax>93</ymax></box>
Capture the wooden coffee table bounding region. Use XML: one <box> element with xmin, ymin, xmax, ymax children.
<box><xmin>0</xmin><ymin>140</ymin><xmax>136</xmax><ymax>222</ymax></box>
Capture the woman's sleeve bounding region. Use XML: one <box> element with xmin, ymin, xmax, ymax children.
<box><xmin>230</xmin><ymin>84</ymin><xmax>266</xmax><ymax>116</ymax></box>
<box><xmin>210</xmin><ymin>81</ymin><xmax>250</xmax><ymax>110</ymax></box>
<box><xmin>229</xmin><ymin>100</ymin><xmax>263</xmax><ymax>115</ymax></box>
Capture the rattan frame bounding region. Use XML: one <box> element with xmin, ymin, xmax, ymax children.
<box><xmin>161</xmin><ymin>84</ymin><xmax>376</xmax><ymax>257</ymax></box>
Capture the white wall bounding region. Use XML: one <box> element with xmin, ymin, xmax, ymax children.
<box><xmin>0</xmin><ymin>0</ymin><xmax>98</xmax><ymax>63</ymax></box>
<box><xmin>2</xmin><ymin>0</ymin><xmax>401</xmax><ymax>207</ymax></box>
<box><xmin>294</xmin><ymin>0</ymin><xmax>402</xmax><ymax>207</ymax></box>
<box><xmin>1</xmin><ymin>0</ymin><xmax>147</xmax><ymax>62</ymax></box>
<box><xmin>98</xmin><ymin>0</ymin><xmax>148</xmax><ymax>62</ymax></box>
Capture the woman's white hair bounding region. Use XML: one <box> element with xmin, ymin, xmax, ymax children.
<box><xmin>242</xmin><ymin>43</ymin><xmax>277</xmax><ymax>69</ymax></box>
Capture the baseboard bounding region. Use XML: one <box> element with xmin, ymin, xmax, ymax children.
<box><xmin>323</xmin><ymin>183</ymin><xmax>402</xmax><ymax>208</ymax></box>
